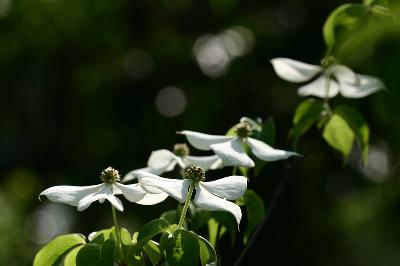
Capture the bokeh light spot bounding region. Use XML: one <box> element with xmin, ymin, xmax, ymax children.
<box><xmin>155</xmin><ymin>86</ymin><xmax>187</xmax><ymax>117</ymax></box>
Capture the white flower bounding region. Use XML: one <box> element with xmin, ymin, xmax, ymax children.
<box><xmin>178</xmin><ymin>118</ymin><xmax>299</xmax><ymax>168</ymax></box>
<box><xmin>135</xmin><ymin>170</ymin><xmax>247</xmax><ymax>225</ymax></box>
<box><xmin>39</xmin><ymin>167</ymin><xmax>168</xmax><ymax>211</ymax></box>
<box><xmin>271</xmin><ymin>57</ymin><xmax>385</xmax><ymax>98</ymax></box>
<box><xmin>122</xmin><ymin>144</ymin><xmax>223</xmax><ymax>182</ymax></box>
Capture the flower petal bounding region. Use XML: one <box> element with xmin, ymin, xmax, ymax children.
<box><xmin>194</xmin><ymin>183</ymin><xmax>242</xmax><ymax>226</ymax></box>
<box><xmin>297</xmin><ymin>75</ymin><xmax>339</xmax><ymax>98</ymax></box>
<box><xmin>136</xmin><ymin>171</ymin><xmax>190</xmax><ymax>203</ymax></box>
<box><xmin>135</xmin><ymin>192</ymin><xmax>169</xmax><ymax>205</ymax></box>
<box><xmin>147</xmin><ymin>149</ymin><xmax>179</xmax><ymax>171</ymax></box>
<box><xmin>122</xmin><ymin>167</ymin><xmax>151</xmax><ymax>183</ymax></box>
<box><xmin>77</xmin><ymin>183</ymin><xmax>124</xmax><ymax>211</ymax></box>
<box><xmin>39</xmin><ymin>184</ymin><xmax>104</xmax><ymax>207</ymax></box>
<box><xmin>179</xmin><ymin>130</ymin><xmax>233</xmax><ymax>150</ymax></box>
<box><xmin>246</xmin><ymin>137</ymin><xmax>300</xmax><ymax>161</ymax></box>
<box><xmin>210</xmin><ymin>137</ymin><xmax>255</xmax><ymax>168</ymax></box>
<box><xmin>270</xmin><ymin>58</ymin><xmax>322</xmax><ymax>83</ymax></box>
<box><xmin>185</xmin><ymin>155</ymin><xmax>223</xmax><ymax>171</ymax></box>
<box><xmin>114</xmin><ymin>183</ymin><xmax>147</xmax><ymax>203</ymax></box>
<box><xmin>339</xmin><ymin>74</ymin><xmax>385</xmax><ymax>98</ymax></box>
<box><xmin>330</xmin><ymin>64</ymin><xmax>357</xmax><ymax>85</ymax></box>
<box><xmin>200</xmin><ymin>176</ymin><xmax>247</xmax><ymax>200</ymax></box>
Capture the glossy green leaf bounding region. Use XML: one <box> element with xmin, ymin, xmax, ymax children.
<box><xmin>334</xmin><ymin>105</ymin><xmax>370</xmax><ymax>163</ymax></box>
<box><xmin>33</xmin><ymin>234</ymin><xmax>86</xmax><ymax>266</ymax></box>
<box><xmin>135</xmin><ymin>218</ymin><xmax>170</xmax><ymax>252</ymax></box>
<box><xmin>164</xmin><ymin>229</ymin><xmax>200</xmax><ymax>266</ymax></box>
<box><xmin>323</xmin><ymin>113</ymin><xmax>355</xmax><ymax>161</ymax></box>
<box><xmin>143</xmin><ymin>240</ymin><xmax>161</xmax><ymax>266</ymax></box>
<box><xmin>290</xmin><ymin>99</ymin><xmax>325</xmax><ymax>140</ymax></box>
<box><xmin>89</xmin><ymin>228</ymin><xmax>113</xmax><ymax>244</ymax></box>
<box><xmin>196</xmin><ymin>234</ymin><xmax>217</xmax><ymax>266</ymax></box>
<box><xmin>63</xmin><ymin>245</ymin><xmax>84</xmax><ymax>266</ymax></box>
<box><xmin>323</xmin><ymin>3</ymin><xmax>367</xmax><ymax>55</ymax></box>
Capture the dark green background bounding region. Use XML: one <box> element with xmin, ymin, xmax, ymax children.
<box><xmin>1</xmin><ymin>0</ymin><xmax>400</xmax><ymax>265</ymax></box>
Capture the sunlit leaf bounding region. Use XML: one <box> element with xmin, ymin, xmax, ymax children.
<box><xmin>196</xmin><ymin>234</ymin><xmax>217</xmax><ymax>266</ymax></box>
<box><xmin>323</xmin><ymin>3</ymin><xmax>368</xmax><ymax>55</ymax></box>
<box><xmin>323</xmin><ymin>113</ymin><xmax>355</xmax><ymax>161</ymax></box>
<box><xmin>334</xmin><ymin>105</ymin><xmax>370</xmax><ymax>163</ymax></box>
<box><xmin>63</xmin><ymin>245</ymin><xmax>84</xmax><ymax>266</ymax></box>
<box><xmin>143</xmin><ymin>241</ymin><xmax>161</xmax><ymax>266</ymax></box>
<box><xmin>33</xmin><ymin>234</ymin><xmax>86</xmax><ymax>266</ymax></box>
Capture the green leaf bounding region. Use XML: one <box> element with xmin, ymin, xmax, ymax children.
<box><xmin>100</xmin><ymin>240</ymin><xmax>116</xmax><ymax>266</ymax></box>
<box><xmin>334</xmin><ymin>105</ymin><xmax>370</xmax><ymax>163</ymax></box>
<box><xmin>136</xmin><ymin>219</ymin><xmax>170</xmax><ymax>252</ymax></box>
<box><xmin>241</xmin><ymin>190</ymin><xmax>265</xmax><ymax>244</ymax></box>
<box><xmin>290</xmin><ymin>99</ymin><xmax>325</xmax><ymax>140</ymax></box>
<box><xmin>33</xmin><ymin>234</ymin><xmax>86</xmax><ymax>266</ymax></box>
<box><xmin>211</xmin><ymin>211</ymin><xmax>237</xmax><ymax>244</ymax></box>
<box><xmin>110</xmin><ymin>227</ymin><xmax>132</xmax><ymax>256</ymax></box>
<box><xmin>164</xmin><ymin>230</ymin><xmax>200</xmax><ymax>266</ymax></box>
<box><xmin>89</xmin><ymin>229</ymin><xmax>113</xmax><ymax>244</ymax></box>
<box><xmin>189</xmin><ymin>206</ymin><xmax>212</xmax><ymax>231</ymax></box>
<box><xmin>256</xmin><ymin>117</ymin><xmax>276</xmax><ymax>145</ymax></box>
<box><xmin>143</xmin><ymin>241</ymin><xmax>161</xmax><ymax>265</ymax></box>
<box><xmin>160</xmin><ymin>210</ymin><xmax>180</xmax><ymax>225</ymax></box>
<box><xmin>323</xmin><ymin>113</ymin><xmax>355</xmax><ymax>161</ymax></box>
<box><xmin>323</xmin><ymin>3</ymin><xmax>368</xmax><ymax>55</ymax></box>
<box><xmin>63</xmin><ymin>245</ymin><xmax>84</xmax><ymax>266</ymax></box>
<box><xmin>196</xmin><ymin>234</ymin><xmax>217</xmax><ymax>266</ymax></box>
<box><xmin>207</xmin><ymin>219</ymin><xmax>219</xmax><ymax>247</ymax></box>
<box><xmin>76</xmin><ymin>244</ymin><xmax>101</xmax><ymax>266</ymax></box>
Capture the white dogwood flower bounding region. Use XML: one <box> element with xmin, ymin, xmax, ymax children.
<box><xmin>178</xmin><ymin>117</ymin><xmax>299</xmax><ymax>168</ymax></box>
<box><xmin>271</xmin><ymin>57</ymin><xmax>385</xmax><ymax>98</ymax></box>
<box><xmin>135</xmin><ymin>165</ymin><xmax>247</xmax><ymax>225</ymax></box>
<box><xmin>123</xmin><ymin>143</ymin><xmax>223</xmax><ymax>182</ymax></box>
<box><xmin>39</xmin><ymin>167</ymin><xmax>168</xmax><ymax>211</ymax></box>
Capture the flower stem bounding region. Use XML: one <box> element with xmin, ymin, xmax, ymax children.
<box><xmin>178</xmin><ymin>182</ymin><xmax>195</xmax><ymax>229</ymax></box>
<box><xmin>111</xmin><ymin>205</ymin><xmax>124</xmax><ymax>261</ymax></box>
<box><xmin>232</xmin><ymin>166</ymin><xmax>238</xmax><ymax>175</ymax></box>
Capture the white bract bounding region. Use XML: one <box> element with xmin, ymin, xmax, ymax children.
<box><xmin>178</xmin><ymin>118</ymin><xmax>299</xmax><ymax>168</ymax></box>
<box><xmin>135</xmin><ymin>171</ymin><xmax>247</xmax><ymax>225</ymax></box>
<box><xmin>39</xmin><ymin>167</ymin><xmax>168</xmax><ymax>212</ymax></box>
<box><xmin>123</xmin><ymin>145</ymin><xmax>222</xmax><ymax>183</ymax></box>
<box><xmin>271</xmin><ymin>57</ymin><xmax>385</xmax><ymax>99</ymax></box>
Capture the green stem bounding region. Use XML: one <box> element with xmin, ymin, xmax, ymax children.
<box><xmin>323</xmin><ymin>74</ymin><xmax>333</xmax><ymax>116</ymax></box>
<box><xmin>232</xmin><ymin>166</ymin><xmax>238</xmax><ymax>175</ymax></box>
<box><xmin>178</xmin><ymin>182</ymin><xmax>196</xmax><ymax>229</ymax></box>
<box><xmin>112</xmin><ymin>205</ymin><xmax>125</xmax><ymax>261</ymax></box>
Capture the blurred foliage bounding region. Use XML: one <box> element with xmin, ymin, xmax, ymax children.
<box><xmin>1</xmin><ymin>0</ymin><xmax>400</xmax><ymax>265</ymax></box>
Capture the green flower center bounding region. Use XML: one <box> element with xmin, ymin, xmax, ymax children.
<box><xmin>184</xmin><ymin>165</ymin><xmax>205</xmax><ymax>181</ymax></box>
<box><xmin>100</xmin><ymin>167</ymin><xmax>120</xmax><ymax>183</ymax></box>
<box><xmin>173</xmin><ymin>143</ymin><xmax>190</xmax><ymax>157</ymax></box>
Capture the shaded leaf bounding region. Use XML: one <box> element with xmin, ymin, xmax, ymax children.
<box><xmin>241</xmin><ymin>190</ymin><xmax>265</xmax><ymax>244</ymax></box>
<box><xmin>164</xmin><ymin>230</ymin><xmax>200</xmax><ymax>266</ymax></box>
<box><xmin>63</xmin><ymin>245</ymin><xmax>84</xmax><ymax>266</ymax></box>
<box><xmin>290</xmin><ymin>99</ymin><xmax>325</xmax><ymax>140</ymax></box>
<box><xmin>160</xmin><ymin>209</ymin><xmax>180</xmax><ymax>225</ymax></box>
<box><xmin>136</xmin><ymin>219</ymin><xmax>170</xmax><ymax>252</ymax></box>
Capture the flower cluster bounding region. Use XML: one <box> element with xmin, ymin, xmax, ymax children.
<box><xmin>39</xmin><ymin>117</ymin><xmax>298</xmax><ymax>226</ymax></box>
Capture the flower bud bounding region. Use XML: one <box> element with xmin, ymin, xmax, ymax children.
<box><xmin>100</xmin><ymin>167</ymin><xmax>120</xmax><ymax>183</ymax></box>
<box><xmin>184</xmin><ymin>165</ymin><xmax>205</xmax><ymax>181</ymax></box>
